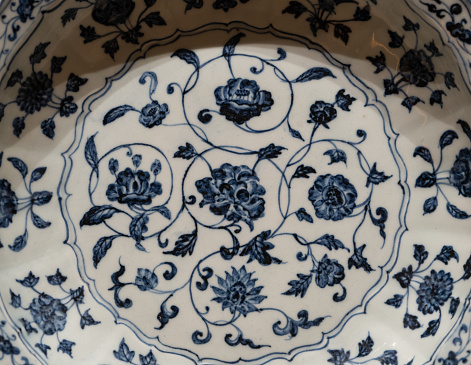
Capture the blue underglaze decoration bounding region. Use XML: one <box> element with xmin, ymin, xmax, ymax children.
<box><xmin>413</xmin><ymin>120</ymin><xmax>471</xmax><ymax>219</ymax></box>
<box><xmin>367</xmin><ymin>16</ymin><xmax>458</xmax><ymax>112</ymax></box>
<box><xmin>9</xmin><ymin>269</ymin><xmax>100</xmax><ymax>358</ymax></box>
<box><xmin>0</xmin><ymin>156</ymin><xmax>53</xmax><ymax>252</ymax></box>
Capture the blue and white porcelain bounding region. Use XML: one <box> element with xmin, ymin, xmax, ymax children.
<box><xmin>0</xmin><ymin>0</ymin><xmax>471</xmax><ymax>364</ymax></box>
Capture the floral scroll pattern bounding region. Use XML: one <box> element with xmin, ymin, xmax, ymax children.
<box><xmin>9</xmin><ymin>269</ymin><xmax>100</xmax><ymax>358</ymax></box>
<box><xmin>71</xmin><ymin>30</ymin><xmax>404</xmax><ymax>363</ymax></box>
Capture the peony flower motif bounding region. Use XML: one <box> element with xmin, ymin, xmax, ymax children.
<box><xmin>0</xmin><ymin>179</ymin><xmax>18</xmax><ymax>228</ymax></box>
<box><xmin>214</xmin><ymin>78</ymin><xmax>274</xmax><ymax>124</ymax></box>
<box><xmin>17</xmin><ymin>0</ymin><xmax>34</xmax><ymax>23</ymax></box>
<box><xmin>315</xmin><ymin>255</ymin><xmax>345</xmax><ymax>288</ymax></box>
<box><xmin>308</xmin><ymin>174</ymin><xmax>357</xmax><ymax>221</ymax></box>
<box><xmin>416</xmin><ymin>270</ymin><xmax>453</xmax><ymax>315</ymax></box>
<box><xmin>308</xmin><ymin>101</ymin><xmax>337</xmax><ymax>127</ymax></box>
<box><xmin>195</xmin><ymin>163</ymin><xmax>266</xmax><ymax>230</ymax></box>
<box><xmin>106</xmin><ymin>167</ymin><xmax>162</xmax><ymax>206</ymax></box>
<box><xmin>135</xmin><ymin>268</ymin><xmax>158</xmax><ymax>291</ymax></box>
<box><xmin>91</xmin><ymin>0</ymin><xmax>135</xmax><ymax>26</ymax></box>
<box><xmin>449</xmin><ymin>148</ymin><xmax>471</xmax><ymax>197</ymax></box>
<box><xmin>211</xmin><ymin>266</ymin><xmax>266</xmax><ymax>317</ymax></box>
<box><xmin>30</xmin><ymin>294</ymin><xmax>67</xmax><ymax>336</ymax></box>
<box><xmin>0</xmin><ymin>336</ymin><xmax>19</xmax><ymax>355</ymax></box>
<box><xmin>399</xmin><ymin>49</ymin><xmax>436</xmax><ymax>87</ymax></box>
<box><xmin>16</xmin><ymin>71</ymin><xmax>53</xmax><ymax>114</ymax></box>
<box><xmin>138</xmin><ymin>101</ymin><xmax>169</xmax><ymax>128</ymax></box>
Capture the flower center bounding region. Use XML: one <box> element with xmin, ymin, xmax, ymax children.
<box><xmin>323</xmin><ymin>186</ymin><xmax>345</xmax><ymax>208</ymax></box>
<box><xmin>228</xmin><ymin>282</ymin><xmax>247</xmax><ymax>305</ymax></box>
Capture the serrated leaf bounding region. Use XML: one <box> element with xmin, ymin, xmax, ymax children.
<box><xmin>403</xmin><ymin>313</ymin><xmax>420</xmax><ymax>330</ymax></box>
<box><xmin>324</xmin><ymin>149</ymin><xmax>347</xmax><ymax>165</ymax></box>
<box><xmin>103</xmin><ymin>105</ymin><xmax>136</xmax><ymax>125</ymax></box>
<box><xmin>29</xmin><ymin>42</ymin><xmax>50</xmax><ymax>65</ymax></box>
<box><xmin>292</xmin><ymin>164</ymin><xmax>316</xmax><ymax>179</ymax></box>
<box><xmin>348</xmin><ymin>244</ymin><xmax>373</xmax><ymax>273</ymax></box>
<box><xmin>7</xmin><ymin>157</ymin><xmax>28</xmax><ymax>178</ymax></box>
<box><xmin>80</xmin><ymin>309</ymin><xmax>101</xmax><ymax>329</ymax></box>
<box><xmin>292</xmin><ymin>67</ymin><xmax>336</xmax><ymax>83</ymax></box>
<box><xmin>388</xmin><ymin>30</ymin><xmax>404</xmax><ymax>48</ymax></box>
<box><xmin>139</xmin><ymin>351</ymin><xmax>157</xmax><ymax>365</ymax></box>
<box><xmin>113</xmin><ymin>339</ymin><xmax>135</xmax><ymax>362</ymax></box>
<box><xmin>174</xmin><ymin>143</ymin><xmax>197</xmax><ymax>159</ymax></box>
<box><xmin>378</xmin><ymin>350</ymin><xmax>398</xmax><ymax>365</ymax></box>
<box><xmin>282</xmin><ymin>1</ymin><xmax>308</xmax><ymax>18</ymax></box>
<box><xmin>310</xmin><ymin>234</ymin><xmax>348</xmax><ymax>251</ymax></box>
<box><xmin>366</xmin><ymin>52</ymin><xmax>386</xmax><ymax>74</ymax></box>
<box><xmin>240</xmin><ymin>230</ymin><xmax>281</xmax><ymax>266</ymax></box>
<box><xmin>164</xmin><ymin>230</ymin><xmax>197</xmax><ymax>257</ymax></box>
<box><xmin>366</xmin><ymin>162</ymin><xmax>391</xmax><ymax>187</ymax></box>
<box><xmin>283</xmin><ymin>273</ymin><xmax>312</xmax><ymax>298</ymax></box>
<box><xmin>10</xmin><ymin>290</ymin><xmax>21</xmax><ymax>308</ymax></box>
<box><xmin>16</xmin><ymin>272</ymin><xmax>39</xmax><ymax>287</ymax></box>
<box><xmin>421</xmin><ymin>319</ymin><xmax>439</xmax><ymax>338</ymax></box>
<box><xmin>142</xmin><ymin>12</ymin><xmax>166</xmax><ymax>27</ymax></box>
<box><xmin>436</xmin><ymin>245</ymin><xmax>459</xmax><ymax>264</ymax></box>
<box><xmin>61</xmin><ymin>8</ymin><xmax>78</xmax><ymax>25</ymax></box>
<box><xmin>51</xmin><ymin>56</ymin><xmax>67</xmax><ymax>73</ymax></box>
<box><xmin>357</xmin><ymin>335</ymin><xmax>374</xmax><ymax>357</ymax></box>
<box><xmin>47</xmin><ymin>269</ymin><xmax>67</xmax><ymax>285</ymax></box>
<box><xmin>6</xmin><ymin>69</ymin><xmax>23</xmax><ymax>87</ymax></box>
<box><xmin>385</xmin><ymin>294</ymin><xmax>404</xmax><ymax>308</ymax></box>
<box><xmin>223</xmin><ymin>33</ymin><xmax>245</xmax><ymax>60</ymax></box>
<box><xmin>103</xmin><ymin>39</ymin><xmax>119</xmax><ymax>60</ymax></box>
<box><xmin>80</xmin><ymin>205</ymin><xmax>119</xmax><ymax>226</ymax></box>
<box><xmin>413</xmin><ymin>244</ymin><xmax>428</xmax><ymax>265</ymax></box>
<box><xmin>80</xmin><ymin>25</ymin><xmax>101</xmax><ymax>43</ymax></box>
<box><xmin>445</xmin><ymin>72</ymin><xmax>457</xmax><ymax>89</ymax></box>
<box><xmin>171</xmin><ymin>49</ymin><xmax>200</xmax><ymax>69</ymax></box>
<box><xmin>258</xmin><ymin>143</ymin><xmax>285</xmax><ymax>160</ymax></box>
<box><xmin>334</xmin><ymin>23</ymin><xmax>351</xmax><ymax>45</ymax></box>
<box><xmin>439</xmin><ymin>130</ymin><xmax>458</xmax><ymax>149</ymax></box>
<box><xmin>57</xmin><ymin>339</ymin><xmax>75</xmax><ymax>357</ymax></box>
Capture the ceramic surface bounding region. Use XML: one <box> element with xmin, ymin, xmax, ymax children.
<box><xmin>0</xmin><ymin>0</ymin><xmax>470</xmax><ymax>364</ymax></box>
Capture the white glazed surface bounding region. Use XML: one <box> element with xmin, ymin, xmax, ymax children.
<box><xmin>0</xmin><ymin>0</ymin><xmax>470</xmax><ymax>364</ymax></box>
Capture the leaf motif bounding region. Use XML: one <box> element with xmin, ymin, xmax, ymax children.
<box><xmin>348</xmin><ymin>244</ymin><xmax>373</xmax><ymax>273</ymax></box>
<box><xmin>129</xmin><ymin>214</ymin><xmax>149</xmax><ymax>246</ymax></box>
<box><xmin>31</xmin><ymin>191</ymin><xmax>52</xmax><ymax>206</ymax></box>
<box><xmin>174</xmin><ymin>143</ymin><xmax>197</xmax><ymax>159</ymax></box>
<box><xmin>292</xmin><ymin>67</ymin><xmax>336</xmax><ymax>83</ymax></box>
<box><xmin>9</xmin><ymin>232</ymin><xmax>28</xmax><ymax>252</ymax></box>
<box><xmin>435</xmin><ymin>245</ymin><xmax>459</xmax><ymax>264</ymax></box>
<box><xmin>423</xmin><ymin>196</ymin><xmax>438</xmax><ymax>215</ymax></box>
<box><xmin>51</xmin><ymin>56</ymin><xmax>67</xmax><ymax>74</ymax></box>
<box><xmin>430</xmin><ymin>90</ymin><xmax>446</xmax><ymax>107</ymax></box>
<box><xmin>421</xmin><ymin>319</ymin><xmax>440</xmax><ymax>338</ymax></box>
<box><xmin>357</xmin><ymin>335</ymin><xmax>374</xmax><ymax>357</ymax></box>
<box><xmin>84</xmin><ymin>134</ymin><xmax>98</xmax><ymax>168</ymax></box>
<box><xmin>401</xmin><ymin>96</ymin><xmax>423</xmax><ymax>112</ymax></box>
<box><xmin>31</xmin><ymin>211</ymin><xmax>51</xmax><ymax>229</ymax></box>
<box><xmin>334</xmin><ymin>23</ymin><xmax>352</xmax><ymax>45</ymax></box>
<box><xmin>57</xmin><ymin>339</ymin><xmax>75</xmax><ymax>357</ymax></box>
<box><xmin>413</xmin><ymin>146</ymin><xmax>433</xmax><ymax>164</ymax></box>
<box><xmin>289</xmin><ymin>127</ymin><xmax>304</xmax><ymax>140</ymax></box>
<box><xmin>240</xmin><ymin>230</ymin><xmax>281</xmax><ymax>266</ymax></box>
<box><xmin>366</xmin><ymin>163</ymin><xmax>391</xmax><ymax>187</ymax></box>
<box><xmin>366</xmin><ymin>52</ymin><xmax>386</xmax><ymax>74</ymax></box>
<box><xmin>295</xmin><ymin>208</ymin><xmax>313</xmax><ymax>223</ymax></box>
<box><xmin>439</xmin><ymin>130</ymin><xmax>459</xmax><ymax>149</ymax></box>
<box><xmin>449</xmin><ymin>297</ymin><xmax>460</xmax><ymax>318</ymax></box>
<box><xmin>388</xmin><ymin>30</ymin><xmax>404</xmax><ymax>48</ymax></box>
<box><xmin>13</xmin><ymin>117</ymin><xmax>25</xmax><ymax>138</ymax></box>
<box><xmin>79</xmin><ymin>25</ymin><xmax>101</xmax><ymax>43</ymax></box>
<box><xmin>463</xmin><ymin>254</ymin><xmax>471</xmax><ymax>280</ymax></box>
<box><xmin>143</xmin><ymin>12</ymin><xmax>166</xmax><ymax>27</ymax></box>
<box><xmin>30</xmin><ymin>167</ymin><xmax>47</xmax><ymax>182</ymax></box>
<box><xmin>413</xmin><ymin>244</ymin><xmax>428</xmax><ymax>265</ymax></box>
<box><xmin>103</xmin><ymin>39</ymin><xmax>119</xmax><ymax>60</ymax></box>
<box><xmin>415</xmin><ymin>171</ymin><xmax>436</xmax><ymax>188</ymax></box>
<box><xmin>282</xmin><ymin>273</ymin><xmax>313</xmax><ymax>298</ymax></box>
<box><xmin>403</xmin><ymin>313</ymin><xmax>420</xmax><ymax>330</ymax></box>
<box><xmin>164</xmin><ymin>230</ymin><xmax>198</xmax><ymax>257</ymax></box>
<box><xmin>445</xmin><ymin>72</ymin><xmax>457</xmax><ymax>89</ymax></box>
<box><xmin>310</xmin><ymin>234</ymin><xmax>348</xmax><ymax>251</ymax></box>
<box><xmin>41</xmin><ymin>118</ymin><xmax>55</xmax><ymax>139</ymax></box>
<box><xmin>139</xmin><ymin>351</ymin><xmax>158</xmax><ymax>365</ymax></box>
<box><xmin>282</xmin><ymin>1</ymin><xmax>308</xmax><ymax>18</ymax></box>
<box><xmin>61</xmin><ymin>8</ymin><xmax>78</xmax><ymax>26</ymax></box>
<box><xmin>10</xmin><ymin>290</ymin><xmax>21</xmax><ymax>308</ymax></box>
<box><xmin>327</xmin><ymin>349</ymin><xmax>350</xmax><ymax>364</ymax></box>
<box><xmin>150</xmin><ymin>206</ymin><xmax>171</xmax><ymax>220</ymax></box>
<box><xmin>29</xmin><ymin>42</ymin><xmax>50</xmax><ymax>65</ymax></box>
<box><xmin>80</xmin><ymin>205</ymin><xmax>119</xmax><ymax>226</ymax></box>
<box><xmin>93</xmin><ymin>236</ymin><xmax>118</xmax><ymax>268</ymax></box>
<box><xmin>103</xmin><ymin>105</ymin><xmax>136</xmax><ymax>125</ymax></box>
<box><xmin>457</xmin><ymin>119</ymin><xmax>471</xmax><ymax>142</ymax></box>
<box><xmin>377</xmin><ymin>350</ymin><xmax>398</xmax><ymax>365</ymax></box>
<box><xmin>292</xmin><ymin>164</ymin><xmax>316</xmax><ymax>179</ymax></box>
<box><xmin>16</xmin><ymin>272</ymin><xmax>39</xmax><ymax>287</ymax></box>
<box><xmin>7</xmin><ymin>157</ymin><xmax>28</xmax><ymax>178</ymax></box>
<box><xmin>6</xmin><ymin>69</ymin><xmax>23</xmax><ymax>87</ymax></box>
<box><xmin>47</xmin><ymin>269</ymin><xmax>67</xmax><ymax>285</ymax></box>
<box><xmin>66</xmin><ymin>73</ymin><xmax>88</xmax><ymax>92</ymax></box>
<box><xmin>223</xmin><ymin>33</ymin><xmax>245</xmax><ymax>60</ymax></box>
<box><xmin>324</xmin><ymin>149</ymin><xmax>347</xmax><ymax>165</ymax></box>
<box><xmin>385</xmin><ymin>294</ymin><xmax>404</xmax><ymax>308</ymax></box>
<box><xmin>80</xmin><ymin>309</ymin><xmax>101</xmax><ymax>329</ymax></box>
<box><xmin>113</xmin><ymin>339</ymin><xmax>135</xmax><ymax>362</ymax></box>
<box><xmin>35</xmin><ymin>343</ymin><xmax>51</xmax><ymax>357</ymax></box>
<box><xmin>446</xmin><ymin>203</ymin><xmax>469</xmax><ymax>219</ymax></box>
<box><xmin>258</xmin><ymin>143</ymin><xmax>286</xmax><ymax>160</ymax></box>
<box><xmin>171</xmin><ymin>49</ymin><xmax>200</xmax><ymax>69</ymax></box>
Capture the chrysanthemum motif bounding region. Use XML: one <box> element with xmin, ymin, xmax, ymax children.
<box><xmin>0</xmin><ymin>179</ymin><xmax>18</xmax><ymax>228</ymax></box>
<box><xmin>195</xmin><ymin>163</ymin><xmax>266</xmax><ymax>230</ymax></box>
<box><xmin>30</xmin><ymin>294</ymin><xmax>67</xmax><ymax>336</ymax></box>
<box><xmin>308</xmin><ymin>174</ymin><xmax>357</xmax><ymax>221</ymax></box>
<box><xmin>16</xmin><ymin>72</ymin><xmax>53</xmax><ymax>114</ymax></box>
<box><xmin>139</xmin><ymin>101</ymin><xmax>169</xmax><ymax>128</ymax></box>
<box><xmin>214</xmin><ymin>78</ymin><xmax>274</xmax><ymax>124</ymax></box>
<box><xmin>449</xmin><ymin>148</ymin><xmax>471</xmax><ymax>197</ymax></box>
<box><xmin>416</xmin><ymin>270</ymin><xmax>453</xmax><ymax>314</ymax></box>
<box><xmin>211</xmin><ymin>266</ymin><xmax>266</xmax><ymax>317</ymax></box>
